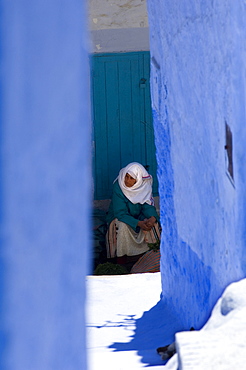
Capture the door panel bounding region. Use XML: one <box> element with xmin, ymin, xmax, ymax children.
<box><xmin>92</xmin><ymin>52</ymin><xmax>158</xmax><ymax>200</ymax></box>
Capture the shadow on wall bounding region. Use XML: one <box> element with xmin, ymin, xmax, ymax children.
<box><xmin>161</xmin><ymin>241</ymin><xmax>225</xmax><ymax>330</ymax></box>
<box><xmin>161</xmin><ymin>240</ymin><xmax>220</xmax><ymax>330</ymax></box>
<box><xmin>152</xmin><ymin>109</ymin><xmax>223</xmax><ymax>330</ymax></box>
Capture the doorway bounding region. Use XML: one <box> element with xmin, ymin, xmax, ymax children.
<box><xmin>91</xmin><ymin>51</ymin><xmax>158</xmax><ymax>200</ymax></box>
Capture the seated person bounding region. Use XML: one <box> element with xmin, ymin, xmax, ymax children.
<box><xmin>106</xmin><ymin>162</ymin><xmax>160</xmax><ymax>270</ymax></box>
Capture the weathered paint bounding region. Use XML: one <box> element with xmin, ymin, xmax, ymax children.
<box><xmin>148</xmin><ymin>0</ymin><xmax>246</xmax><ymax>329</ymax></box>
<box><xmin>89</xmin><ymin>0</ymin><xmax>149</xmax><ymax>53</ymax></box>
<box><xmin>89</xmin><ymin>0</ymin><xmax>148</xmax><ymax>30</ymax></box>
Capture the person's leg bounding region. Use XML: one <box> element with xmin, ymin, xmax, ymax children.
<box><xmin>116</xmin><ymin>220</ymin><xmax>149</xmax><ymax>257</ymax></box>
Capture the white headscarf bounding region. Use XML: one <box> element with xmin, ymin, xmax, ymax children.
<box><xmin>115</xmin><ymin>162</ymin><xmax>154</xmax><ymax>205</ymax></box>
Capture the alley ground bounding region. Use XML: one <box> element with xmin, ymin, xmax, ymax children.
<box><xmin>86</xmin><ymin>272</ymin><xmax>178</xmax><ymax>370</ymax></box>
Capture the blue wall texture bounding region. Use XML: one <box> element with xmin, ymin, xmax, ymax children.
<box><xmin>148</xmin><ymin>0</ymin><xmax>246</xmax><ymax>329</ymax></box>
<box><xmin>0</xmin><ymin>1</ymin><xmax>90</xmax><ymax>369</ymax></box>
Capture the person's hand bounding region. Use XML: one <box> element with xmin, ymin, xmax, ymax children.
<box><xmin>137</xmin><ymin>220</ymin><xmax>152</xmax><ymax>231</ymax></box>
<box><xmin>145</xmin><ymin>216</ymin><xmax>156</xmax><ymax>229</ymax></box>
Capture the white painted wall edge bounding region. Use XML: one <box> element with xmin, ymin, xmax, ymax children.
<box><xmin>90</xmin><ymin>27</ymin><xmax>150</xmax><ymax>53</ymax></box>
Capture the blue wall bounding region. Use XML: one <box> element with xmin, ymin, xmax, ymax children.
<box><xmin>0</xmin><ymin>1</ymin><xmax>90</xmax><ymax>369</ymax></box>
<box><xmin>148</xmin><ymin>0</ymin><xmax>246</xmax><ymax>329</ymax></box>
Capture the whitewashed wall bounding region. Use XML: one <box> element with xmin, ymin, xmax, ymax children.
<box><xmin>89</xmin><ymin>0</ymin><xmax>149</xmax><ymax>53</ymax></box>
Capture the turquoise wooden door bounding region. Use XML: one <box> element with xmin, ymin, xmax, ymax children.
<box><xmin>91</xmin><ymin>51</ymin><xmax>158</xmax><ymax>200</ymax></box>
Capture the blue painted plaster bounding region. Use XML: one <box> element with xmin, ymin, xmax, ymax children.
<box><xmin>148</xmin><ymin>0</ymin><xmax>246</xmax><ymax>329</ymax></box>
<box><xmin>0</xmin><ymin>1</ymin><xmax>90</xmax><ymax>369</ymax></box>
